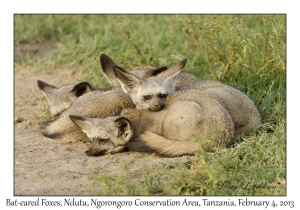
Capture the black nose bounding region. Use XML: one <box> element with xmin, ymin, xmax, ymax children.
<box><xmin>154</xmin><ymin>103</ymin><xmax>160</xmax><ymax>107</ymax></box>
<box><xmin>150</xmin><ymin>105</ymin><xmax>164</xmax><ymax>112</ymax></box>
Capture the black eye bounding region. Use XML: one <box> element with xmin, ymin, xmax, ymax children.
<box><xmin>143</xmin><ymin>95</ymin><xmax>151</xmax><ymax>101</ymax></box>
<box><xmin>99</xmin><ymin>138</ymin><xmax>109</xmax><ymax>142</ymax></box>
<box><xmin>159</xmin><ymin>94</ymin><xmax>167</xmax><ymax>98</ymax></box>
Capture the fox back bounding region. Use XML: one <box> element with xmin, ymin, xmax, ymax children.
<box><xmin>171</xmin><ymin>75</ymin><xmax>261</xmax><ymax>135</ymax></box>
<box><xmin>125</xmin><ymin>90</ymin><xmax>235</xmax><ymax>147</ymax></box>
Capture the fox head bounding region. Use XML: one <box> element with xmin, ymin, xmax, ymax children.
<box><xmin>100</xmin><ymin>54</ymin><xmax>187</xmax><ymax>111</ymax></box>
<box><xmin>112</xmin><ymin>59</ymin><xmax>187</xmax><ymax>111</ymax></box>
<box><xmin>69</xmin><ymin>115</ymin><xmax>133</xmax><ymax>156</ymax></box>
<box><xmin>37</xmin><ymin>80</ymin><xmax>96</xmax><ymax>117</ymax></box>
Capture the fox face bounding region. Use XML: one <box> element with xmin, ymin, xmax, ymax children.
<box><xmin>113</xmin><ymin>68</ymin><xmax>171</xmax><ymax>111</ymax></box>
<box><xmin>69</xmin><ymin>115</ymin><xmax>133</xmax><ymax>156</ymax></box>
<box><xmin>100</xmin><ymin>54</ymin><xmax>187</xmax><ymax>111</ymax></box>
<box><xmin>37</xmin><ymin>80</ymin><xmax>96</xmax><ymax>117</ymax></box>
<box><xmin>112</xmin><ymin>63</ymin><xmax>185</xmax><ymax>111</ymax></box>
<box><xmin>135</xmin><ymin>77</ymin><xmax>169</xmax><ymax>111</ymax></box>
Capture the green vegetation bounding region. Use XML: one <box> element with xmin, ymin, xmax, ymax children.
<box><xmin>14</xmin><ymin>14</ymin><xmax>286</xmax><ymax>195</ymax></box>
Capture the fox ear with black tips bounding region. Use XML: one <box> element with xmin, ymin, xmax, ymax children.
<box><xmin>37</xmin><ymin>80</ymin><xmax>57</xmax><ymax>98</ymax></box>
<box><xmin>100</xmin><ymin>54</ymin><xmax>121</xmax><ymax>87</ymax></box>
<box><xmin>113</xmin><ymin>66</ymin><xmax>142</xmax><ymax>94</ymax></box>
<box><xmin>68</xmin><ymin>82</ymin><xmax>94</xmax><ymax>101</ymax></box>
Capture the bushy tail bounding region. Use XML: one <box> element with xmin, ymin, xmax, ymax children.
<box><xmin>235</xmin><ymin>112</ymin><xmax>261</xmax><ymax>136</ymax></box>
<box><xmin>127</xmin><ymin>131</ymin><xmax>201</xmax><ymax>156</ymax></box>
<box><xmin>42</xmin><ymin>115</ymin><xmax>88</xmax><ymax>143</ymax></box>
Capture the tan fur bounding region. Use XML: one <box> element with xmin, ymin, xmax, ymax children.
<box><xmin>100</xmin><ymin>55</ymin><xmax>260</xmax><ymax>136</ymax></box>
<box><xmin>69</xmin><ymin>115</ymin><xmax>133</xmax><ymax>155</ymax></box>
<box><xmin>79</xmin><ymin>90</ymin><xmax>235</xmax><ymax>156</ymax></box>
<box><xmin>41</xmin><ymin>54</ymin><xmax>169</xmax><ymax>143</ymax></box>
<box><xmin>127</xmin><ymin>131</ymin><xmax>201</xmax><ymax>156</ymax></box>
<box><xmin>42</xmin><ymin>88</ymin><xmax>135</xmax><ymax>143</ymax></box>
<box><xmin>173</xmin><ymin>74</ymin><xmax>261</xmax><ymax>135</ymax></box>
<box><xmin>100</xmin><ymin>54</ymin><xmax>186</xmax><ymax>111</ymax></box>
<box><xmin>42</xmin><ymin>54</ymin><xmax>260</xmax><ymax>155</ymax></box>
<box><xmin>112</xmin><ymin>65</ymin><xmax>182</xmax><ymax>111</ymax></box>
<box><xmin>37</xmin><ymin>80</ymin><xmax>97</xmax><ymax>117</ymax></box>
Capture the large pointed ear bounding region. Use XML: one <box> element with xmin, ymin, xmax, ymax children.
<box><xmin>68</xmin><ymin>82</ymin><xmax>94</xmax><ymax>101</ymax></box>
<box><xmin>113</xmin><ymin>117</ymin><xmax>133</xmax><ymax>143</ymax></box>
<box><xmin>69</xmin><ymin>115</ymin><xmax>94</xmax><ymax>135</ymax></box>
<box><xmin>156</xmin><ymin>58</ymin><xmax>187</xmax><ymax>80</ymax></box>
<box><xmin>163</xmin><ymin>69</ymin><xmax>181</xmax><ymax>88</ymax></box>
<box><xmin>113</xmin><ymin>66</ymin><xmax>142</xmax><ymax>93</ymax></box>
<box><xmin>142</xmin><ymin>66</ymin><xmax>168</xmax><ymax>77</ymax></box>
<box><xmin>100</xmin><ymin>54</ymin><xmax>121</xmax><ymax>87</ymax></box>
<box><xmin>37</xmin><ymin>80</ymin><xmax>57</xmax><ymax>98</ymax></box>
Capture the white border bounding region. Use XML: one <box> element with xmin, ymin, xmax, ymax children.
<box><xmin>2</xmin><ymin>1</ymin><xmax>298</xmax><ymax>209</ymax></box>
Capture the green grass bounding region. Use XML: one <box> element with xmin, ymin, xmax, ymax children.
<box><xmin>14</xmin><ymin>14</ymin><xmax>286</xmax><ymax>195</ymax></box>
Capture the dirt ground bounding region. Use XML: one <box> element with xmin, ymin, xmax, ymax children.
<box><xmin>14</xmin><ymin>43</ymin><xmax>188</xmax><ymax>196</ymax></box>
